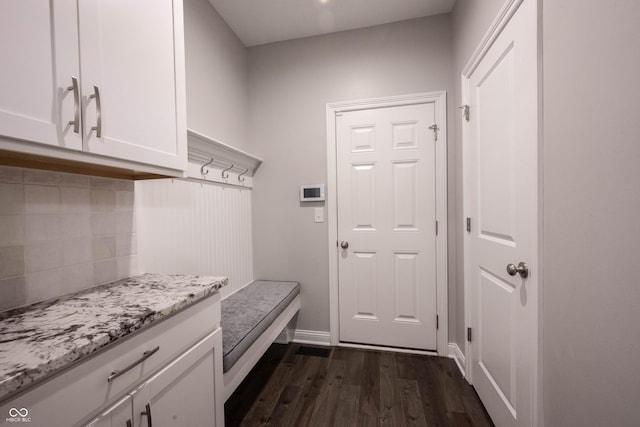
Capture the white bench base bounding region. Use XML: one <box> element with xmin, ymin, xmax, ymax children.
<box><xmin>223</xmin><ymin>295</ymin><xmax>301</xmax><ymax>401</ymax></box>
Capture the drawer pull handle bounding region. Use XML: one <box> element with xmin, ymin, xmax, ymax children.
<box><xmin>141</xmin><ymin>403</ymin><xmax>152</xmax><ymax>427</ymax></box>
<box><xmin>107</xmin><ymin>346</ymin><xmax>160</xmax><ymax>382</ymax></box>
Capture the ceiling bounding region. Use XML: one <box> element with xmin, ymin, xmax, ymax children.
<box><xmin>208</xmin><ymin>0</ymin><xmax>456</xmax><ymax>47</ymax></box>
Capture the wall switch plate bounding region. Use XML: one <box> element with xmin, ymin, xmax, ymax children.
<box><xmin>314</xmin><ymin>207</ymin><xmax>324</xmax><ymax>223</ymax></box>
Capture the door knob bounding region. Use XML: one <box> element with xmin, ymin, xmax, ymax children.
<box><xmin>340</xmin><ymin>241</ymin><xmax>349</xmax><ymax>249</ymax></box>
<box><xmin>506</xmin><ymin>262</ymin><xmax>529</xmax><ymax>278</ymax></box>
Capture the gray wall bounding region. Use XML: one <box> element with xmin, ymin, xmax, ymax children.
<box><xmin>542</xmin><ymin>1</ymin><xmax>640</xmax><ymax>424</ymax></box>
<box><xmin>247</xmin><ymin>16</ymin><xmax>453</xmax><ymax>332</ymax></box>
<box><xmin>184</xmin><ymin>0</ymin><xmax>248</xmax><ymax>150</ymax></box>
<box><xmin>450</xmin><ymin>0</ymin><xmax>506</xmax><ymax>355</ymax></box>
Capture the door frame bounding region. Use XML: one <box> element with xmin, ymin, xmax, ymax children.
<box><xmin>326</xmin><ymin>91</ymin><xmax>448</xmax><ymax>356</ymax></box>
<box><xmin>461</xmin><ymin>0</ymin><xmax>543</xmax><ymax>424</ymax></box>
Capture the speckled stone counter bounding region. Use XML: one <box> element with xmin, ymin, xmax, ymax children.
<box><xmin>0</xmin><ymin>273</ymin><xmax>227</xmax><ymax>402</ymax></box>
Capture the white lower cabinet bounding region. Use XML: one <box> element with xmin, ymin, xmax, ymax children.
<box><xmin>0</xmin><ymin>294</ymin><xmax>224</xmax><ymax>427</ymax></box>
<box><xmin>87</xmin><ymin>329</ymin><xmax>223</xmax><ymax>427</ymax></box>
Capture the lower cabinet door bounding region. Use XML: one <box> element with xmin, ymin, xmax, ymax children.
<box><xmin>85</xmin><ymin>395</ymin><xmax>133</xmax><ymax>427</ymax></box>
<box><xmin>131</xmin><ymin>329</ymin><xmax>222</xmax><ymax>427</ymax></box>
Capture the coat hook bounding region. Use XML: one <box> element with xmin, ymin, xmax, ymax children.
<box><xmin>222</xmin><ymin>164</ymin><xmax>234</xmax><ymax>179</ymax></box>
<box><xmin>238</xmin><ymin>168</ymin><xmax>249</xmax><ymax>183</ymax></box>
<box><xmin>200</xmin><ymin>157</ymin><xmax>214</xmax><ymax>176</ymax></box>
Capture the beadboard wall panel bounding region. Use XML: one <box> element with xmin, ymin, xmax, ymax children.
<box><xmin>135</xmin><ymin>178</ymin><xmax>253</xmax><ymax>299</ymax></box>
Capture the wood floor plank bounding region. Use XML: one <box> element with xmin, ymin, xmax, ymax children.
<box><xmin>380</xmin><ymin>351</ymin><xmax>405</xmax><ymax>426</ymax></box>
<box><xmin>398</xmin><ymin>379</ymin><xmax>427</xmax><ymax>426</ymax></box>
<box><xmin>308</xmin><ymin>357</ymin><xmax>345</xmax><ymax>427</ymax></box>
<box><xmin>287</xmin><ymin>354</ymin><xmax>328</xmax><ymax>426</ymax></box>
<box><xmin>357</xmin><ymin>350</ymin><xmax>381</xmax><ymax>419</ymax></box>
<box><xmin>241</xmin><ymin>353</ymin><xmax>297</xmax><ymax>426</ymax></box>
<box><xmin>334</xmin><ymin>384</ymin><xmax>361</xmax><ymax>427</ymax></box>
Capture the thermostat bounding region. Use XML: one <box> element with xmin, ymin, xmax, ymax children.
<box><xmin>300</xmin><ymin>184</ymin><xmax>325</xmax><ymax>202</ymax></box>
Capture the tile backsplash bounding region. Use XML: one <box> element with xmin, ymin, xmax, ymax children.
<box><xmin>0</xmin><ymin>166</ymin><xmax>137</xmax><ymax>312</ymax></box>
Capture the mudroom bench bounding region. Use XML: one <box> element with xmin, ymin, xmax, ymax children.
<box><xmin>221</xmin><ymin>280</ymin><xmax>301</xmax><ymax>400</ymax></box>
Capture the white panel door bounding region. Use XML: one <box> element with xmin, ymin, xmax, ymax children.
<box><xmin>337</xmin><ymin>103</ymin><xmax>437</xmax><ymax>350</ymax></box>
<box><xmin>464</xmin><ymin>0</ymin><xmax>538</xmax><ymax>426</ymax></box>
<box><xmin>78</xmin><ymin>0</ymin><xmax>186</xmax><ymax>170</ymax></box>
<box><xmin>0</xmin><ymin>0</ymin><xmax>82</xmax><ymax>150</ymax></box>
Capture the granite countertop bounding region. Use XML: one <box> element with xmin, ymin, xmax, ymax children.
<box><xmin>0</xmin><ymin>273</ymin><xmax>228</xmax><ymax>402</ymax></box>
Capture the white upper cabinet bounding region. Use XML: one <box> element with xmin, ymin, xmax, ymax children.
<box><xmin>0</xmin><ymin>0</ymin><xmax>187</xmax><ymax>173</ymax></box>
<box><xmin>0</xmin><ymin>0</ymin><xmax>82</xmax><ymax>151</ymax></box>
<box><xmin>78</xmin><ymin>0</ymin><xmax>187</xmax><ymax>171</ymax></box>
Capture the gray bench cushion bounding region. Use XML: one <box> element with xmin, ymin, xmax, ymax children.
<box><xmin>221</xmin><ymin>280</ymin><xmax>300</xmax><ymax>373</ymax></box>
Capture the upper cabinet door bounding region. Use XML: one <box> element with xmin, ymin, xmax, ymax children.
<box><xmin>78</xmin><ymin>0</ymin><xmax>187</xmax><ymax>171</ymax></box>
<box><xmin>0</xmin><ymin>0</ymin><xmax>82</xmax><ymax>151</ymax></box>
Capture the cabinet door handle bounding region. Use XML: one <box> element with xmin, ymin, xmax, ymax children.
<box><xmin>107</xmin><ymin>346</ymin><xmax>160</xmax><ymax>382</ymax></box>
<box><xmin>141</xmin><ymin>403</ymin><xmax>152</xmax><ymax>427</ymax></box>
<box><xmin>89</xmin><ymin>85</ymin><xmax>102</xmax><ymax>138</ymax></box>
<box><xmin>66</xmin><ymin>76</ymin><xmax>80</xmax><ymax>134</ymax></box>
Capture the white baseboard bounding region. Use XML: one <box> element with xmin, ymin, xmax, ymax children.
<box><xmin>448</xmin><ymin>343</ymin><xmax>466</xmax><ymax>376</ymax></box>
<box><xmin>292</xmin><ymin>329</ymin><xmax>332</xmax><ymax>346</ymax></box>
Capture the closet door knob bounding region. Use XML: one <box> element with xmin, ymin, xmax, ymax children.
<box><xmin>340</xmin><ymin>241</ymin><xmax>349</xmax><ymax>249</ymax></box>
<box><xmin>506</xmin><ymin>262</ymin><xmax>529</xmax><ymax>278</ymax></box>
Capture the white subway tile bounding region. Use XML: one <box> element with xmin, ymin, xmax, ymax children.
<box><xmin>60</xmin><ymin>187</ymin><xmax>90</xmax><ymax>213</ymax></box>
<box><xmin>90</xmin><ymin>177</ymin><xmax>114</xmax><ymax>189</ymax></box>
<box><xmin>0</xmin><ymin>276</ymin><xmax>26</xmax><ymax>311</ymax></box>
<box><xmin>0</xmin><ymin>167</ymin><xmax>23</xmax><ymax>184</ymax></box>
<box><xmin>63</xmin><ymin>238</ymin><xmax>92</xmax><ymax>266</ymax></box>
<box><xmin>25</xmin><ymin>185</ymin><xmax>60</xmax><ymax>214</ymax></box>
<box><xmin>116</xmin><ymin>211</ymin><xmax>135</xmax><ymax>234</ymax></box>
<box><xmin>115</xmin><ymin>191</ymin><xmax>134</xmax><ymax>212</ymax></box>
<box><xmin>62</xmin><ymin>263</ymin><xmax>94</xmax><ymax>293</ymax></box>
<box><xmin>93</xmin><ymin>259</ymin><xmax>117</xmax><ymax>285</ymax></box>
<box><xmin>0</xmin><ymin>215</ymin><xmax>24</xmax><ymax>247</ymax></box>
<box><xmin>92</xmin><ymin>236</ymin><xmax>116</xmax><ymax>261</ymax></box>
<box><xmin>25</xmin><ymin>215</ymin><xmax>60</xmax><ymax>243</ymax></box>
<box><xmin>90</xmin><ymin>189</ymin><xmax>116</xmax><ymax>212</ymax></box>
<box><xmin>60</xmin><ymin>214</ymin><xmax>91</xmax><ymax>239</ymax></box>
<box><xmin>91</xmin><ymin>212</ymin><xmax>116</xmax><ymax>236</ymax></box>
<box><xmin>59</xmin><ymin>173</ymin><xmax>89</xmax><ymax>188</ymax></box>
<box><xmin>25</xmin><ymin>241</ymin><xmax>62</xmax><ymax>273</ymax></box>
<box><xmin>25</xmin><ymin>268</ymin><xmax>63</xmax><ymax>304</ymax></box>
<box><xmin>0</xmin><ymin>246</ymin><xmax>24</xmax><ymax>279</ymax></box>
<box><xmin>115</xmin><ymin>179</ymin><xmax>134</xmax><ymax>191</ymax></box>
<box><xmin>24</xmin><ymin>169</ymin><xmax>59</xmax><ymax>186</ymax></box>
<box><xmin>0</xmin><ymin>184</ymin><xmax>24</xmax><ymax>215</ymax></box>
<box><xmin>117</xmin><ymin>255</ymin><xmax>138</xmax><ymax>279</ymax></box>
<box><xmin>115</xmin><ymin>233</ymin><xmax>135</xmax><ymax>257</ymax></box>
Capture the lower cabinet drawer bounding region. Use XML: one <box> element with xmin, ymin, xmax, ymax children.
<box><xmin>0</xmin><ymin>293</ymin><xmax>221</xmax><ymax>427</ymax></box>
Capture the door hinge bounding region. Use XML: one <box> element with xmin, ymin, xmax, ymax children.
<box><xmin>467</xmin><ymin>327</ymin><xmax>472</xmax><ymax>342</ymax></box>
<box><xmin>436</xmin><ymin>315</ymin><xmax>439</xmax><ymax>330</ymax></box>
<box><xmin>459</xmin><ymin>104</ymin><xmax>470</xmax><ymax>122</ymax></box>
<box><xmin>435</xmin><ymin>220</ymin><xmax>439</xmax><ymax>235</ymax></box>
<box><xmin>428</xmin><ymin>123</ymin><xmax>440</xmax><ymax>142</ymax></box>
<box><xmin>466</xmin><ymin>217</ymin><xmax>471</xmax><ymax>233</ymax></box>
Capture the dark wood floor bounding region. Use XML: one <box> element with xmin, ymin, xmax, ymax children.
<box><xmin>225</xmin><ymin>343</ymin><xmax>494</xmax><ymax>427</ymax></box>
